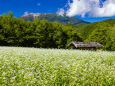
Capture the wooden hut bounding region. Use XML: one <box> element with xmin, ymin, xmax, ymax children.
<box><xmin>68</xmin><ymin>42</ymin><xmax>104</xmax><ymax>50</ymax></box>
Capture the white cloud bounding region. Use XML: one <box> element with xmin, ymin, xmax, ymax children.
<box><xmin>93</xmin><ymin>0</ymin><xmax>115</xmax><ymax>17</ymax></box>
<box><xmin>24</xmin><ymin>11</ymin><xmax>29</xmax><ymax>15</ymax></box>
<box><xmin>37</xmin><ymin>3</ymin><xmax>41</xmax><ymax>6</ymax></box>
<box><xmin>57</xmin><ymin>8</ymin><xmax>65</xmax><ymax>16</ymax></box>
<box><xmin>66</xmin><ymin>0</ymin><xmax>92</xmax><ymax>17</ymax></box>
<box><xmin>64</xmin><ymin>0</ymin><xmax>71</xmax><ymax>8</ymax></box>
<box><xmin>59</xmin><ymin>0</ymin><xmax>115</xmax><ymax>17</ymax></box>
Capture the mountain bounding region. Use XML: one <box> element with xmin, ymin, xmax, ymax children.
<box><xmin>76</xmin><ymin>19</ymin><xmax>115</xmax><ymax>40</ymax></box>
<box><xmin>20</xmin><ymin>13</ymin><xmax>88</xmax><ymax>25</ymax></box>
<box><xmin>0</xmin><ymin>13</ymin><xmax>115</xmax><ymax>50</ymax></box>
<box><xmin>75</xmin><ymin>19</ymin><xmax>115</xmax><ymax>50</ymax></box>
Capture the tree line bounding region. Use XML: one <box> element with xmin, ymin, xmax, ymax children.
<box><xmin>76</xmin><ymin>20</ymin><xmax>115</xmax><ymax>51</ymax></box>
<box><xmin>0</xmin><ymin>12</ymin><xmax>114</xmax><ymax>51</ymax></box>
<box><xmin>0</xmin><ymin>12</ymin><xmax>82</xmax><ymax>48</ymax></box>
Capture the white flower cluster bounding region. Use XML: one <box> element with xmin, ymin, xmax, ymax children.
<box><xmin>0</xmin><ymin>46</ymin><xmax>114</xmax><ymax>85</ymax></box>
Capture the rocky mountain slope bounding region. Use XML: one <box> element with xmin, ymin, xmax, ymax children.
<box><xmin>20</xmin><ymin>13</ymin><xmax>88</xmax><ymax>25</ymax></box>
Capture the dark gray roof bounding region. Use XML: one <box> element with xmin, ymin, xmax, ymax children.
<box><xmin>69</xmin><ymin>42</ymin><xmax>104</xmax><ymax>48</ymax></box>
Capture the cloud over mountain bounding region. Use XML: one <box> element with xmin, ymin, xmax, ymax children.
<box><xmin>58</xmin><ymin>0</ymin><xmax>115</xmax><ymax>17</ymax></box>
<box><xmin>57</xmin><ymin>8</ymin><xmax>65</xmax><ymax>16</ymax></box>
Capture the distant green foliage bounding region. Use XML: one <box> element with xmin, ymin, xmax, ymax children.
<box><xmin>76</xmin><ymin>20</ymin><xmax>115</xmax><ymax>51</ymax></box>
<box><xmin>0</xmin><ymin>13</ymin><xmax>82</xmax><ymax>48</ymax></box>
<box><xmin>0</xmin><ymin>12</ymin><xmax>115</xmax><ymax>50</ymax></box>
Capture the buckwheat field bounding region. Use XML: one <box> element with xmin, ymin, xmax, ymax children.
<box><xmin>0</xmin><ymin>47</ymin><xmax>115</xmax><ymax>86</ymax></box>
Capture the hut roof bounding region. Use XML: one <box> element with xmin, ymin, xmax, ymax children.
<box><xmin>69</xmin><ymin>42</ymin><xmax>104</xmax><ymax>48</ymax></box>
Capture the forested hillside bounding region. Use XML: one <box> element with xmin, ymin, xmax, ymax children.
<box><xmin>0</xmin><ymin>13</ymin><xmax>82</xmax><ymax>48</ymax></box>
<box><xmin>0</xmin><ymin>12</ymin><xmax>115</xmax><ymax>50</ymax></box>
<box><xmin>75</xmin><ymin>19</ymin><xmax>115</xmax><ymax>51</ymax></box>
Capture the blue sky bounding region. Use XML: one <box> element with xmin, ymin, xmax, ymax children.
<box><xmin>0</xmin><ymin>0</ymin><xmax>115</xmax><ymax>22</ymax></box>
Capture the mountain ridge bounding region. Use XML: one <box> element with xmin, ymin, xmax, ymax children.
<box><xmin>20</xmin><ymin>13</ymin><xmax>88</xmax><ymax>25</ymax></box>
